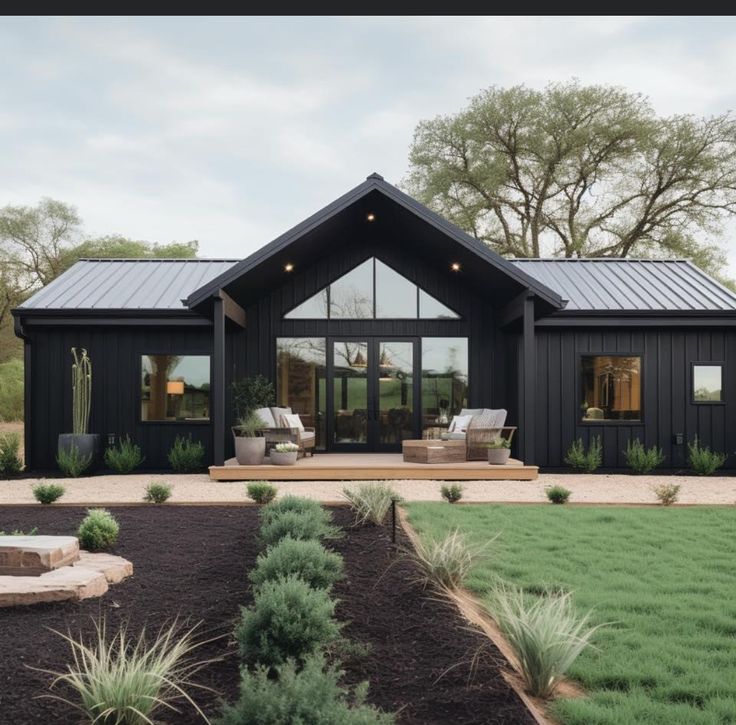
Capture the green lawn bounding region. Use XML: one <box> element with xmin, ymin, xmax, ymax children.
<box><xmin>405</xmin><ymin>504</ymin><xmax>736</xmax><ymax>725</ymax></box>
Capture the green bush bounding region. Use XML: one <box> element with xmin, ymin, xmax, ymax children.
<box><xmin>440</xmin><ymin>484</ymin><xmax>463</xmax><ymax>504</ymax></box>
<box><xmin>218</xmin><ymin>654</ymin><xmax>393</xmax><ymax>725</ymax></box>
<box><xmin>168</xmin><ymin>435</ymin><xmax>205</xmax><ymax>473</ymax></box>
<box><xmin>32</xmin><ymin>482</ymin><xmax>65</xmax><ymax>504</ymax></box>
<box><xmin>250</xmin><ymin>537</ymin><xmax>344</xmax><ymax>591</ymax></box>
<box><xmin>546</xmin><ymin>486</ymin><xmax>571</xmax><ymax>504</ymax></box>
<box><xmin>260</xmin><ymin>495</ymin><xmax>324</xmax><ymax>524</ymax></box>
<box><xmin>342</xmin><ymin>483</ymin><xmax>397</xmax><ymax>526</ymax></box>
<box><xmin>0</xmin><ymin>432</ymin><xmax>23</xmax><ymax>474</ymax></box>
<box><xmin>56</xmin><ymin>444</ymin><xmax>93</xmax><ymax>477</ymax></box>
<box><xmin>104</xmin><ymin>435</ymin><xmax>144</xmax><ymax>474</ymax></box>
<box><xmin>235</xmin><ymin>575</ymin><xmax>340</xmax><ymax>669</ymax></box>
<box><xmin>246</xmin><ymin>481</ymin><xmax>278</xmax><ymax>505</ymax></box>
<box><xmin>78</xmin><ymin>508</ymin><xmax>120</xmax><ymax>551</ymax></box>
<box><xmin>687</xmin><ymin>436</ymin><xmax>727</xmax><ymax>476</ymax></box>
<box><xmin>259</xmin><ymin>509</ymin><xmax>341</xmax><ymax>549</ymax></box>
<box><xmin>564</xmin><ymin>436</ymin><xmax>602</xmax><ymax>473</ymax></box>
<box><xmin>0</xmin><ymin>359</ymin><xmax>23</xmax><ymax>422</ymax></box>
<box><xmin>144</xmin><ymin>482</ymin><xmax>172</xmax><ymax>504</ymax></box>
<box><xmin>652</xmin><ymin>483</ymin><xmax>680</xmax><ymax>506</ymax></box>
<box><xmin>623</xmin><ymin>439</ymin><xmax>665</xmax><ymax>474</ymax></box>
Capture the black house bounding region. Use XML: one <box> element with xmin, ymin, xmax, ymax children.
<box><xmin>13</xmin><ymin>173</ymin><xmax>736</xmax><ymax>471</ymax></box>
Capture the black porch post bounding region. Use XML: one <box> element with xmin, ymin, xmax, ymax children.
<box><xmin>521</xmin><ymin>295</ymin><xmax>536</xmax><ymax>465</ymax></box>
<box><xmin>213</xmin><ymin>296</ymin><xmax>226</xmax><ymax>466</ymax></box>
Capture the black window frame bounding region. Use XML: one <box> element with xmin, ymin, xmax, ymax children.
<box><xmin>690</xmin><ymin>361</ymin><xmax>725</xmax><ymax>405</ymax></box>
<box><xmin>138</xmin><ymin>352</ymin><xmax>212</xmax><ymax>425</ymax></box>
<box><xmin>578</xmin><ymin>352</ymin><xmax>644</xmax><ymax>425</ymax></box>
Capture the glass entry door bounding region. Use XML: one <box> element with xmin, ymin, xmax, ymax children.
<box><xmin>328</xmin><ymin>338</ymin><xmax>419</xmax><ymax>451</ymax></box>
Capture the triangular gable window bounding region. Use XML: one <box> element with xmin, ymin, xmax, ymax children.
<box><xmin>284</xmin><ymin>258</ymin><xmax>460</xmax><ymax>319</ymax></box>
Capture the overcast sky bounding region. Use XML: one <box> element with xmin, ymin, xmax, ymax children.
<box><xmin>2</xmin><ymin>16</ymin><xmax>736</xmax><ymax>270</ymax></box>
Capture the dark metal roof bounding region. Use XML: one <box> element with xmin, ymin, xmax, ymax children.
<box><xmin>18</xmin><ymin>259</ymin><xmax>240</xmax><ymax>311</ymax></box>
<box><xmin>184</xmin><ymin>173</ymin><xmax>566</xmax><ymax>311</ymax></box>
<box><xmin>511</xmin><ymin>259</ymin><xmax>736</xmax><ymax>312</ymax></box>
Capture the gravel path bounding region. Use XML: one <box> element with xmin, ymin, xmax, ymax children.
<box><xmin>1</xmin><ymin>472</ymin><xmax>734</xmax><ymax>505</ymax></box>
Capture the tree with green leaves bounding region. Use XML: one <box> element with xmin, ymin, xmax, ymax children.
<box><xmin>406</xmin><ymin>81</ymin><xmax>736</xmax><ymax>282</ymax></box>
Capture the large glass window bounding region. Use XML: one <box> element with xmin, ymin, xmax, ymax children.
<box><xmin>284</xmin><ymin>257</ymin><xmax>460</xmax><ymax>320</ymax></box>
<box><xmin>276</xmin><ymin>338</ymin><xmax>327</xmax><ymax>448</ymax></box>
<box><xmin>693</xmin><ymin>364</ymin><xmax>723</xmax><ymax>403</ymax></box>
<box><xmin>141</xmin><ymin>355</ymin><xmax>210</xmax><ymax>422</ymax></box>
<box><xmin>581</xmin><ymin>355</ymin><xmax>641</xmax><ymax>421</ymax></box>
<box><xmin>421</xmin><ymin>338</ymin><xmax>469</xmax><ymax>436</ymax></box>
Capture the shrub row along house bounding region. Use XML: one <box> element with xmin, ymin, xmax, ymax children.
<box><xmin>13</xmin><ymin>173</ymin><xmax>736</xmax><ymax>471</ymax></box>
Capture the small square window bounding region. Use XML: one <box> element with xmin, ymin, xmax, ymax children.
<box><xmin>580</xmin><ymin>355</ymin><xmax>641</xmax><ymax>422</ymax></box>
<box><xmin>692</xmin><ymin>364</ymin><xmax>724</xmax><ymax>403</ymax></box>
<box><xmin>141</xmin><ymin>355</ymin><xmax>210</xmax><ymax>421</ymax></box>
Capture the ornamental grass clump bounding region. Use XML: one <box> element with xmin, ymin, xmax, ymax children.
<box><xmin>56</xmin><ymin>444</ymin><xmax>93</xmax><ymax>477</ymax></box>
<box><xmin>687</xmin><ymin>436</ymin><xmax>727</xmax><ymax>476</ymax></box>
<box><xmin>32</xmin><ymin>482</ymin><xmax>65</xmax><ymax>505</ymax></box>
<box><xmin>235</xmin><ymin>575</ymin><xmax>340</xmax><ymax>669</ymax></box>
<box><xmin>0</xmin><ymin>432</ymin><xmax>23</xmax><ymax>475</ymax></box>
<box><xmin>440</xmin><ymin>484</ymin><xmax>464</xmax><ymax>503</ymax></box>
<box><xmin>246</xmin><ymin>481</ymin><xmax>278</xmax><ymax>505</ymax></box>
<box><xmin>218</xmin><ymin>653</ymin><xmax>393</xmax><ymax>725</ymax></box>
<box><xmin>104</xmin><ymin>435</ymin><xmax>144</xmax><ymax>474</ymax></box>
<box><xmin>78</xmin><ymin>508</ymin><xmax>119</xmax><ymax>551</ymax></box>
<box><xmin>546</xmin><ymin>485</ymin><xmax>572</xmax><ymax>505</ymax></box>
<box><xmin>623</xmin><ymin>439</ymin><xmax>665</xmax><ymax>474</ymax></box>
<box><xmin>342</xmin><ymin>483</ymin><xmax>397</xmax><ymax>526</ymax></box>
<box><xmin>564</xmin><ymin>436</ymin><xmax>602</xmax><ymax>473</ymax></box>
<box><xmin>43</xmin><ymin>619</ymin><xmax>216</xmax><ymax>725</ymax></box>
<box><xmin>410</xmin><ymin>529</ymin><xmax>489</xmax><ymax>591</ymax></box>
<box><xmin>488</xmin><ymin>582</ymin><xmax>605</xmax><ymax>698</ymax></box>
<box><xmin>250</xmin><ymin>537</ymin><xmax>344</xmax><ymax>591</ymax></box>
<box><xmin>143</xmin><ymin>482</ymin><xmax>172</xmax><ymax>504</ymax></box>
<box><xmin>168</xmin><ymin>435</ymin><xmax>205</xmax><ymax>473</ymax></box>
<box><xmin>652</xmin><ymin>483</ymin><xmax>680</xmax><ymax>506</ymax></box>
<box><xmin>258</xmin><ymin>509</ymin><xmax>341</xmax><ymax>549</ymax></box>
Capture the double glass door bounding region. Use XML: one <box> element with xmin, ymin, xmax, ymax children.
<box><xmin>329</xmin><ymin>338</ymin><xmax>418</xmax><ymax>451</ymax></box>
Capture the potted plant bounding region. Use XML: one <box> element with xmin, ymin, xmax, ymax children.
<box><xmin>269</xmin><ymin>442</ymin><xmax>299</xmax><ymax>465</ymax></box>
<box><xmin>486</xmin><ymin>436</ymin><xmax>511</xmax><ymax>465</ymax></box>
<box><xmin>231</xmin><ymin>375</ymin><xmax>275</xmax><ymax>466</ymax></box>
<box><xmin>58</xmin><ymin>348</ymin><xmax>100</xmax><ymax>469</ymax></box>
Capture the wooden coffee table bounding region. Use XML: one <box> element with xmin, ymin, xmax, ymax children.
<box><xmin>402</xmin><ymin>439</ymin><xmax>466</xmax><ymax>464</ymax></box>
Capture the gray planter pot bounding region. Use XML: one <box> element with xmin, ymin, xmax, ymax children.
<box><xmin>234</xmin><ymin>436</ymin><xmax>266</xmax><ymax>465</ymax></box>
<box><xmin>269</xmin><ymin>450</ymin><xmax>299</xmax><ymax>466</ymax></box>
<box><xmin>58</xmin><ymin>433</ymin><xmax>100</xmax><ymax>471</ymax></box>
<box><xmin>487</xmin><ymin>447</ymin><xmax>511</xmax><ymax>465</ymax></box>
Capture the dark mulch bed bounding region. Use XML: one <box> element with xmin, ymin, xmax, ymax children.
<box><xmin>0</xmin><ymin>506</ymin><xmax>533</xmax><ymax>724</ymax></box>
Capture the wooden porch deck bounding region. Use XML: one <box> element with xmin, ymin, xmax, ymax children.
<box><xmin>209</xmin><ymin>453</ymin><xmax>538</xmax><ymax>481</ymax></box>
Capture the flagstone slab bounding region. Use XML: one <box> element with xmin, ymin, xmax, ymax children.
<box><xmin>75</xmin><ymin>551</ymin><xmax>133</xmax><ymax>584</ymax></box>
<box><xmin>0</xmin><ymin>566</ymin><xmax>108</xmax><ymax>606</ymax></box>
<box><xmin>0</xmin><ymin>536</ymin><xmax>79</xmax><ymax>576</ymax></box>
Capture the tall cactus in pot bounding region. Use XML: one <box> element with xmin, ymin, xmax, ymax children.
<box><xmin>71</xmin><ymin>347</ymin><xmax>92</xmax><ymax>435</ymax></box>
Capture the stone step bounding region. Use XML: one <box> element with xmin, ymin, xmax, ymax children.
<box><xmin>0</xmin><ymin>566</ymin><xmax>108</xmax><ymax>607</ymax></box>
<box><xmin>75</xmin><ymin>552</ymin><xmax>134</xmax><ymax>584</ymax></box>
<box><xmin>0</xmin><ymin>536</ymin><xmax>79</xmax><ymax>576</ymax></box>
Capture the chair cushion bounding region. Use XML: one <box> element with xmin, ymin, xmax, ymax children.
<box><xmin>300</xmin><ymin>431</ymin><xmax>316</xmax><ymax>441</ymax></box>
<box><xmin>280</xmin><ymin>412</ymin><xmax>305</xmax><ymax>432</ymax></box>
<box><xmin>449</xmin><ymin>414</ymin><xmax>473</xmax><ymax>433</ymax></box>
<box><xmin>270</xmin><ymin>407</ymin><xmax>292</xmax><ymax>426</ymax></box>
<box><xmin>440</xmin><ymin>431</ymin><xmax>467</xmax><ymax>440</ymax></box>
<box><xmin>459</xmin><ymin>408</ymin><xmax>484</xmax><ymax>418</ymax></box>
<box><xmin>254</xmin><ymin>407</ymin><xmax>276</xmax><ymax>428</ymax></box>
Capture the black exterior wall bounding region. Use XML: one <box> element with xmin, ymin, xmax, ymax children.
<box><xmin>533</xmin><ymin>325</ymin><xmax>735</xmax><ymax>470</ymax></box>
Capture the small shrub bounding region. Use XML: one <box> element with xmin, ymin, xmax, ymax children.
<box><xmin>488</xmin><ymin>582</ymin><xmax>605</xmax><ymax>698</ymax></box>
<box><xmin>0</xmin><ymin>526</ymin><xmax>38</xmax><ymax>535</ymax></box>
<box><xmin>144</xmin><ymin>481</ymin><xmax>172</xmax><ymax>504</ymax></box>
<box><xmin>652</xmin><ymin>483</ymin><xmax>680</xmax><ymax>506</ymax></box>
<box><xmin>218</xmin><ymin>653</ymin><xmax>393</xmax><ymax>725</ymax></box>
<box><xmin>273</xmin><ymin>442</ymin><xmax>299</xmax><ymax>453</ymax></box>
<box><xmin>260</xmin><ymin>495</ymin><xmax>323</xmax><ymax>524</ymax></box>
<box><xmin>687</xmin><ymin>436</ymin><xmax>727</xmax><ymax>476</ymax></box>
<box><xmin>0</xmin><ymin>432</ymin><xmax>23</xmax><ymax>474</ymax></box>
<box><xmin>235</xmin><ymin>575</ymin><xmax>340</xmax><ymax>668</ymax></box>
<box><xmin>246</xmin><ymin>481</ymin><xmax>278</xmax><ymax>505</ymax></box>
<box><xmin>168</xmin><ymin>435</ymin><xmax>205</xmax><ymax>473</ymax></box>
<box><xmin>342</xmin><ymin>483</ymin><xmax>397</xmax><ymax>526</ymax></box>
<box><xmin>78</xmin><ymin>508</ymin><xmax>120</xmax><ymax>551</ymax></box>
<box><xmin>32</xmin><ymin>482</ymin><xmax>65</xmax><ymax>505</ymax></box>
<box><xmin>104</xmin><ymin>435</ymin><xmax>144</xmax><ymax>474</ymax></box>
<box><xmin>564</xmin><ymin>436</ymin><xmax>602</xmax><ymax>473</ymax></box>
<box><xmin>259</xmin><ymin>509</ymin><xmax>341</xmax><ymax>549</ymax></box>
<box><xmin>43</xmin><ymin>619</ymin><xmax>214</xmax><ymax>725</ymax></box>
<box><xmin>56</xmin><ymin>444</ymin><xmax>92</xmax><ymax>477</ymax></box>
<box><xmin>440</xmin><ymin>484</ymin><xmax>463</xmax><ymax>503</ymax></box>
<box><xmin>623</xmin><ymin>439</ymin><xmax>665</xmax><ymax>474</ymax></box>
<box><xmin>410</xmin><ymin>529</ymin><xmax>489</xmax><ymax>590</ymax></box>
<box><xmin>546</xmin><ymin>486</ymin><xmax>571</xmax><ymax>505</ymax></box>
<box><xmin>250</xmin><ymin>537</ymin><xmax>344</xmax><ymax>591</ymax></box>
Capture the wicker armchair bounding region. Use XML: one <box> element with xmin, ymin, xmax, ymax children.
<box><xmin>263</xmin><ymin>426</ymin><xmax>316</xmax><ymax>457</ymax></box>
<box><xmin>464</xmin><ymin>408</ymin><xmax>510</xmax><ymax>460</ymax></box>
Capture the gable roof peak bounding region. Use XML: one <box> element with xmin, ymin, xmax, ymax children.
<box><xmin>366</xmin><ymin>171</ymin><xmax>384</xmax><ymax>181</ymax></box>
